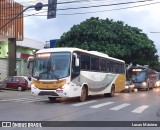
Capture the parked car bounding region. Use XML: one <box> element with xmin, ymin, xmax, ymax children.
<box><xmin>124</xmin><ymin>80</ymin><xmax>135</xmax><ymax>92</ymax></box>
<box><xmin>2</xmin><ymin>76</ymin><xmax>28</xmax><ymax>91</ymax></box>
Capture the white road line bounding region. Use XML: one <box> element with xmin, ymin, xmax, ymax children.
<box><xmin>132</xmin><ymin>105</ymin><xmax>149</xmax><ymax>113</ymax></box>
<box><xmin>22</xmin><ymin>99</ymin><xmax>48</xmax><ymax>103</ymax></box>
<box><xmin>0</xmin><ymin>98</ymin><xmax>34</xmax><ymax>102</ymax></box>
<box><xmin>0</xmin><ymin>98</ymin><xmax>45</xmax><ymax>102</ymax></box>
<box><xmin>72</xmin><ymin>100</ymin><xmax>97</xmax><ymax>106</ymax></box>
<box><xmin>90</xmin><ymin>102</ymin><xmax>114</xmax><ymax>108</ymax></box>
<box><xmin>110</xmin><ymin>103</ymin><xmax>130</xmax><ymax>110</ymax></box>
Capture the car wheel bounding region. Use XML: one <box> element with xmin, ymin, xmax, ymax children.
<box><xmin>17</xmin><ymin>86</ymin><xmax>23</xmax><ymax>91</ymax></box>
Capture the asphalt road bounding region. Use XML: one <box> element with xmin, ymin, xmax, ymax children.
<box><xmin>0</xmin><ymin>88</ymin><xmax>160</xmax><ymax>130</ymax></box>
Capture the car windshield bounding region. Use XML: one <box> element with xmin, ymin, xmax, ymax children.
<box><xmin>126</xmin><ymin>81</ymin><xmax>131</xmax><ymax>84</ymax></box>
<box><xmin>32</xmin><ymin>52</ymin><xmax>71</xmax><ymax>80</ymax></box>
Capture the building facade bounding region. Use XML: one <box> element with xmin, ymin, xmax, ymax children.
<box><xmin>0</xmin><ymin>0</ymin><xmax>23</xmax><ymax>40</ymax></box>
<box><xmin>0</xmin><ymin>38</ymin><xmax>44</xmax><ymax>80</ymax></box>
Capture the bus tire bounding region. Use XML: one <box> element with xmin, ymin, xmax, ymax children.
<box><xmin>79</xmin><ymin>86</ymin><xmax>88</xmax><ymax>102</ymax></box>
<box><xmin>48</xmin><ymin>97</ymin><xmax>57</xmax><ymax>102</ymax></box>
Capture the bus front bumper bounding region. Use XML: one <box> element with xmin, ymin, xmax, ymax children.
<box><xmin>31</xmin><ymin>84</ymin><xmax>68</xmax><ymax>97</ymax></box>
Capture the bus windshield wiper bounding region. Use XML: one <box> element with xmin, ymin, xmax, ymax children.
<box><xmin>52</xmin><ymin>72</ymin><xmax>59</xmax><ymax>81</ymax></box>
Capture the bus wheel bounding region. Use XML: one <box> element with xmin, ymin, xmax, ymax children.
<box><xmin>79</xmin><ymin>86</ymin><xmax>87</xmax><ymax>102</ymax></box>
<box><xmin>48</xmin><ymin>97</ymin><xmax>57</xmax><ymax>102</ymax></box>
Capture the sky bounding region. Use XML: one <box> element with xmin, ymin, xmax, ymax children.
<box><xmin>14</xmin><ymin>0</ymin><xmax>160</xmax><ymax>56</ymax></box>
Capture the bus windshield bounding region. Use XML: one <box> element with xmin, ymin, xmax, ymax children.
<box><xmin>32</xmin><ymin>52</ymin><xmax>71</xmax><ymax>80</ymax></box>
<box><xmin>132</xmin><ymin>71</ymin><xmax>146</xmax><ymax>82</ymax></box>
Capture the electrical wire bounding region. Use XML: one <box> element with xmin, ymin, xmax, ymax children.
<box><xmin>2</xmin><ymin>1</ymin><xmax>159</xmax><ymax>19</ymax></box>
<box><xmin>58</xmin><ymin>1</ymin><xmax>160</xmax><ymax>15</ymax></box>
<box><xmin>57</xmin><ymin>0</ymin><xmax>158</xmax><ymax>11</ymax></box>
<box><xmin>0</xmin><ymin>0</ymin><xmax>158</xmax><ymax>17</ymax></box>
<box><xmin>0</xmin><ymin>0</ymin><xmax>157</xmax><ymax>10</ymax></box>
<box><xmin>0</xmin><ymin>0</ymin><xmax>159</xmax><ymax>19</ymax></box>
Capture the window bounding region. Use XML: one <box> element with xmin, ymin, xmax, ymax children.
<box><xmin>81</xmin><ymin>54</ymin><xmax>90</xmax><ymax>70</ymax></box>
<box><xmin>5</xmin><ymin>77</ymin><xmax>12</xmax><ymax>82</ymax></box>
<box><xmin>109</xmin><ymin>61</ymin><xmax>114</xmax><ymax>72</ymax></box>
<box><xmin>99</xmin><ymin>59</ymin><xmax>106</xmax><ymax>71</ymax></box>
<box><xmin>106</xmin><ymin>60</ymin><xmax>110</xmax><ymax>72</ymax></box>
<box><xmin>12</xmin><ymin>77</ymin><xmax>19</xmax><ymax>82</ymax></box>
<box><xmin>91</xmin><ymin>57</ymin><xmax>99</xmax><ymax>71</ymax></box>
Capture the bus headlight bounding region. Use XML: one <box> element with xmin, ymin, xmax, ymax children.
<box><xmin>125</xmin><ymin>85</ymin><xmax>129</xmax><ymax>89</ymax></box>
<box><xmin>156</xmin><ymin>81</ymin><xmax>160</xmax><ymax>86</ymax></box>
<box><xmin>31</xmin><ymin>84</ymin><xmax>37</xmax><ymax>89</ymax></box>
<box><xmin>142</xmin><ymin>82</ymin><xmax>147</xmax><ymax>86</ymax></box>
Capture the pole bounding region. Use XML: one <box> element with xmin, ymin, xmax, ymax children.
<box><xmin>0</xmin><ymin>3</ymin><xmax>48</xmax><ymax>30</ymax></box>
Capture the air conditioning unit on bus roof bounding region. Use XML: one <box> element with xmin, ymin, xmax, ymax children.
<box><xmin>136</xmin><ymin>64</ymin><xmax>149</xmax><ymax>68</ymax></box>
<box><xmin>89</xmin><ymin>51</ymin><xmax>109</xmax><ymax>57</ymax></box>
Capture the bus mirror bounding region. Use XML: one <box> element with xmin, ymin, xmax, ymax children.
<box><xmin>73</xmin><ymin>53</ymin><xmax>79</xmax><ymax>66</ymax></box>
<box><xmin>27</xmin><ymin>56</ymin><xmax>34</xmax><ymax>69</ymax></box>
<box><xmin>75</xmin><ymin>58</ymin><xmax>79</xmax><ymax>66</ymax></box>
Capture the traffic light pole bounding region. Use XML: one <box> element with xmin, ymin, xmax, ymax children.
<box><xmin>0</xmin><ymin>2</ymin><xmax>48</xmax><ymax>76</ymax></box>
<box><xmin>0</xmin><ymin>0</ymin><xmax>57</xmax><ymax>30</ymax></box>
<box><xmin>0</xmin><ymin>3</ymin><xmax>48</xmax><ymax>30</ymax></box>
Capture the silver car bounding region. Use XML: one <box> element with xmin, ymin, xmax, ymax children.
<box><xmin>124</xmin><ymin>80</ymin><xmax>135</xmax><ymax>92</ymax></box>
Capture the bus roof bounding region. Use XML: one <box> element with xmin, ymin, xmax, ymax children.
<box><xmin>36</xmin><ymin>47</ymin><xmax>125</xmax><ymax>63</ymax></box>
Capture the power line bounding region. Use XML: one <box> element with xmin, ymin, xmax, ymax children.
<box><xmin>0</xmin><ymin>0</ymin><xmax>157</xmax><ymax>10</ymax></box>
<box><xmin>9</xmin><ymin>1</ymin><xmax>160</xmax><ymax>18</ymax></box>
<box><xmin>0</xmin><ymin>0</ymin><xmax>158</xmax><ymax>16</ymax></box>
<box><xmin>58</xmin><ymin>1</ymin><xmax>160</xmax><ymax>15</ymax></box>
<box><xmin>1</xmin><ymin>0</ymin><xmax>159</xmax><ymax>19</ymax></box>
<box><xmin>15</xmin><ymin>0</ymin><xmax>115</xmax><ymax>5</ymax></box>
<box><xmin>57</xmin><ymin>0</ymin><xmax>158</xmax><ymax>11</ymax></box>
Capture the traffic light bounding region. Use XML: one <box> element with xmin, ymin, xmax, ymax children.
<box><xmin>47</xmin><ymin>0</ymin><xmax>57</xmax><ymax>19</ymax></box>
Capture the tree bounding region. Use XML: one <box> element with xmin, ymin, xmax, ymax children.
<box><xmin>56</xmin><ymin>17</ymin><xmax>159</xmax><ymax>70</ymax></box>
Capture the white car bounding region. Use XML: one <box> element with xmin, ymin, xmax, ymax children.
<box><xmin>19</xmin><ymin>76</ymin><xmax>32</xmax><ymax>89</ymax></box>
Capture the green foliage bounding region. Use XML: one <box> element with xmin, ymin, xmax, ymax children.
<box><xmin>56</xmin><ymin>17</ymin><xmax>159</xmax><ymax>71</ymax></box>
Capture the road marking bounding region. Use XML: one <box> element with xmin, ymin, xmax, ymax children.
<box><xmin>0</xmin><ymin>98</ymin><xmax>45</xmax><ymax>102</ymax></box>
<box><xmin>0</xmin><ymin>98</ymin><xmax>34</xmax><ymax>102</ymax></box>
<box><xmin>22</xmin><ymin>99</ymin><xmax>48</xmax><ymax>103</ymax></box>
<box><xmin>90</xmin><ymin>102</ymin><xmax>114</xmax><ymax>108</ymax></box>
<box><xmin>132</xmin><ymin>105</ymin><xmax>149</xmax><ymax>113</ymax></box>
<box><xmin>72</xmin><ymin>100</ymin><xmax>97</xmax><ymax>106</ymax></box>
<box><xmin>110</xmin><ymin>103</ymin><xmax>130</xmax><ymax>110</ymax></box>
